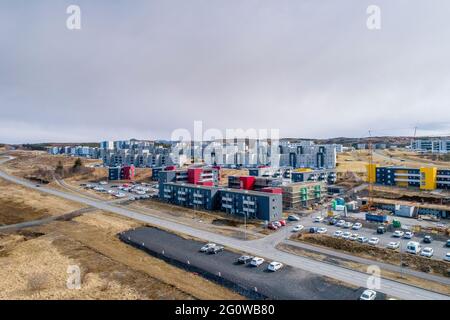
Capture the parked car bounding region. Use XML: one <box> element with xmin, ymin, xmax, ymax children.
<box><xmin>250</xmin><ymin>257</ymin><xmax>265</xmax><ymax>267</ymax></box>
<box><xmin>317</xmin><ymin>227</ymin><xmax>327</xmax><ymax>234</ymax></box>
<box><xmin>352</xmin><ymin>222</ymin><xmax>362</xmax><ymax>230</ymax></box>
<box><xmin>343</xmin><ymin>222</ymin><xmax>353</xmax><ymax>229</ymax></box>
<box><xmin>200</xmin><ymin>243</ymin><xmax>216</xmax><ymax>252</ymax></box>
<box><xmin>237</xmin><ymin>255</ymin><xmax>253</xmax><ymax>264</ymax></box>
<box><xmin>357</xmin><ymin>236</ymin><xmax>369</xmax><ymax>243</ymax></box>
<box><xmin>288</xmin><ymin>215</ymin><xmax>300</xmax><ymax>221</ymax></box>
<box><xmin>403</xmin><ymin>231</ymin><xmax>414</xmax><ymax>239</ymax></box>
<box><xmin>444</xmin><ymin>253</ymin><xmax>450</xmax><ymax>262</ymax></box>
<box><xmin>267</xmin><ymin>261</ymin><xmax>283</xmax><ymax>272</ymax></box>
<box><xmin>342</xmin><ymin>231</ymin><xmax>352</xmax><ymax>240</ymax></box>
<box><xmin>314</xmin><ymin>216</ymin><xmax>324</xmax><ymax>223</ymax></box>
<box><xmin>393</xmin><ymin>230</ymin><xmax>405</xmax><ymax>238</ymax></box>
<box><xmin>278</xmin><ymin>220</ymin><xmax>286</xmax><ymax>226</ymax></box>
<box><xmin>423</xmin><ymin>235</ymin><xmax>433</xmax><ymax>243</ymax></box>
<box><xmin>333</xmin><ymin>230</ymin><xmax>343</xmax><ymax>237</ymax></box>
<box><xmin>446</xmin><ymin>239</ymin><xmax>450</xmax><ymax>248</ymax></box>
<box><xmin>406</xmin><ymin>241</ymin><xmax>421</xmax><ymax>255</ymax></box>
<box><xmin>368</xmin><ymin>237</ymin><xmax>380</xmax><ymax>245</ymax></box>
<box><xmin>273</xmin><ymin>221</ymin><xmax>282</xmax><ymax>228</ymax></box>
<box><xmin>336</xmin><ymin>220</ymin><xmax>346</xmax><ymax>227</ymax></box>
<box><xmin>292</xmin><ymin>225</ymin><xmax>304</xmax><ymax>232</ymax></box>
<box><xmin>420</xmin><ymin>247</ymin><xmax>434</xmax><ymax>258</ymax></box>
<box><xmin>309</xmin><ymin>227</ymin><xmax>318</xmax><ymax>233</ymax></box>
<box><xmin>329</xmin><ymin>218</ymin><xmax>338</xmax><ymax>225</ymax></box>
<box><xmin>268</xmin><ymin>223</ymin><xmax>278</xmax><ymax>230</ymax></box>
<box><xmin>349</xmin><ymin>234</ymin><xmax>359</xmax><ymax>241</ymax></box>
<box><xmin>208</xmin><ymin>246</ymin><xmax>224</xmax><ymax>254</ymax></box>
<box><xmin>377</xmin><ymin>226</ymin><xmax>387</xmax><ymax>234</ymax></box>
<box><xmin>360</xmin><ymin>289</ymin><xmax>377</xmax><ymax>300</ymax></box>
<box><xmin>387</xmin><ymin>241</ymin><xmax>400</xmax><ymax>250</ymax></box>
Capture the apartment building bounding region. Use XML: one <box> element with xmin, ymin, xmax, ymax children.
<box><xmin>277</xmin><ymin>141</ymin><xmax>337</xmax><ymax>169</ymax></box>
<box><xmin>280</xmin><ymin>181</ymin><xmax>326</xmax><ymax>209</ymax></box>
<box><xmin>367</xmin><ymin>164</ymin><xmax>450</xmax><ymax>190</ymax></box>
<box><xmin>291</xmin><ymin>168</ymin><xmax>337</xmax><ymax>184</ymax></box>
<box><xmin>411</xmin><ymin>139</ymin><xmax>450</xmax><ymax>153</ymax></box>
<box><xmin>158</xmin><ymin>168</ymin><xmax>282</xmax><ymax>221</ymax></box>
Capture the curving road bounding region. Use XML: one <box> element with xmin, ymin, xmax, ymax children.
<box><xmin>0</xmin><ymin>155</ymin><xmax>448</xmax><ymax>300</ymax></box>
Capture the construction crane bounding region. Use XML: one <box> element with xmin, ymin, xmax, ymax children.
<box><xmin>367</xmin><ymin>130</ymin><xmax>375</xmax><ymax>211</ymax></box>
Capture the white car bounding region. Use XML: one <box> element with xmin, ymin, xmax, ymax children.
<box><xmin>343</xmin><ymin>222</ymin><xmax>353</xmax><ymax>229</ymax></box>
<box><xmin>115</xmin><ymin>192</ymin><xmax>126</xmax><ymax>198</ymax></box>
<box><xmin>314</xmin><ymin>216</ymin><xmax>324</xmax><ymax>223</ymax></box>
<box><xmin>200</xmin><ymin>243</ymin><xmax>216</xmax><ymax>252</ymax></box>
<box><xmin>251</xmin><ymin>257</ymin><xmax>265</xmax><ymax>267</ymax></box>
<box><xmin>349</xmin><ymin>234</ymin><xmax>359</xmax><ymax>241</ymax></box>
<box><xmin>342</xmin><ymin>231</ymin><xmax>352</xmax><ymax>240</ymax></box>
<box><xmin>336</xmin><ymin>220</ymin><xmax>346</xmax><ymax>227</ymax></box>
<box><xmin>368</xmin><ymin>237</ymin><xmax>380</xmax><ymax>245</ymax></box>
<box><xmin>317</xmin><ymin>227</ymin><xmax>328</xmax><ymax>234</ymax></box>
<box><xmin>360</xmin><ymin>289</ymin><xmax>377</xmax><ymax>300</ymax></box>
<box><xmin>444</xmin><ymin>253</ymin><xmax>450</xmax><ymax>262</ymax></box>
<box><xmin>292</xmin><ymin>225</ymin><xmax>304</xmax><ymax>232</ymax></box>
<box><xmin>99</xmin><ymin>181</ymin><xmax>108</xmax><ymax>185</ymax></box>
<box><xmin>387</xmin><ymin>241</ymin><xmax>400</xmax><ymax>249</ymax></box>
<box><xmin>357</xmin><ymin>236</ymin><xmax>369</xmax><ymax>243</ymax></box>
<box><xmin>333</xmin><ymin>230</ymin><xmax>344</xmax><ymax>237</ymax></box>
<box><xmin>267</xmin><ymin>261</ymin><xmax>283</xmax><ymax>272</ymax></box>
<box><xmin>420</xmin><ymin>247</ymin><xmax>434</xmax><ymax>258</ymax></box>
<box><xmin>393</xmin><ymin>230</ymin><xmax>405</xmax><ymax>238</ymax></box>
<box><xmin>352</xmin><ymin>222</ymin><xmax>362</xmax><ymax>230</ymax></box>
<box><xmin>403</xmin><ymin>231</ymin><xmax>414</xmax><ymax>239</ymax></box>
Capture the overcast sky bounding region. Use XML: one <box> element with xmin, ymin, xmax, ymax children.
<box><xmin>1</xmin><ymin>0</ymin><xmax>450</xmax><ymax>143</ymax></box>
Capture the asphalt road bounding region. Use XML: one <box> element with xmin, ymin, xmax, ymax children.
<box><xmin>121</xmin><ymin>227</ymin><xmax>368</xmax><ymax>300</ymax></box>
<box><xmin>0</xmin><ymin>155</ymin><xmax>448</xmax><ymax>300</ymax></box>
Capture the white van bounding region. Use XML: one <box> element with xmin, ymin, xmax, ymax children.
<box><xmin>406</xmin><ymin>241</ymin><xmax>421</xmax><ymax>254</ymax></box>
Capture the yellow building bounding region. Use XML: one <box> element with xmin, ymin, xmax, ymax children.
<box><xmin>419</xmin><ymin>167</ymin><xmax>437</xmax><ymax>190</ymax></box>
<box><xmin>366</xmin><ymin>164</ymin><xmax>378</xmax><ymax>183</ymax></box>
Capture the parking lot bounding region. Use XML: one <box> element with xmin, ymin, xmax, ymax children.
<box><xmin>81</xmin><ymin>180</ymin><xmax>159</xmax><ymax>200</ymax></box>
<box><xmin>120</xmin><ymin>226</ymin><xmax>378</xmax><ymax>300</ymax></box>
<box><xmin>298</xmin><ymin>215</ymin><xmax>450</xmax><ymax>261</ymax></box>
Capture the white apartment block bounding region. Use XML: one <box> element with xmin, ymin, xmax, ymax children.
<box><xmin>411</xmin><ymin>139</ymin><xmax>450</xmax><ymax>154</ymax></box>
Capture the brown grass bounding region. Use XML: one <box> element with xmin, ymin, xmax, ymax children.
<box><xmin>0</xmin><ymin>178</ymin><xmax>86</xmax><ymax>225</ymax></box>
<box><xmin>0</xmin><ymin>210</ymin><xmax>244</xmax><ymax>300</ymax></box>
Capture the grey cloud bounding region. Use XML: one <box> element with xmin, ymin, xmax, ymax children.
<box><xmin>1</xmin><ymin>0</ymin><xmax>449</xmax><ymax>143</ymax></box>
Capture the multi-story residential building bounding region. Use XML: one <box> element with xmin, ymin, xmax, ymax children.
<box><xmin>291</xmin><ymin>168</ymin><xmax>337</xmax><ymax>184</ymax></box>
<box><xmin>47</xmin><ymin>145</ymin><xmax>99</xmax><ymax>158</ymax></box>
<box><xmin>277</xmin><ymin>141</ymin><xmax>337</xmax><ymax>169</ymax></box>
<box><xmin>158</xmin><ymin>168</ymin><xmax>282</xmax><ymax>221</ymax></box>
<box><xmin>280</xmin><ymin>181</ymin><xmax>326</xmax><ymax>209</ymax></box>
<box><xmin>411</xmin><ymin>139</ymin><xmax>450</xmax><ymax>153</ymax></box>
<box><xmin>367</xmin><ymin>164</ymin><xmax>450</xmax><ymax>190</ymax></box>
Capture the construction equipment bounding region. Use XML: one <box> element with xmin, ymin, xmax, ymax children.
<box><xmin>360</xmin><ymin>130</ymin><xmax>377</xmax><ymax>212</ymax></box>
